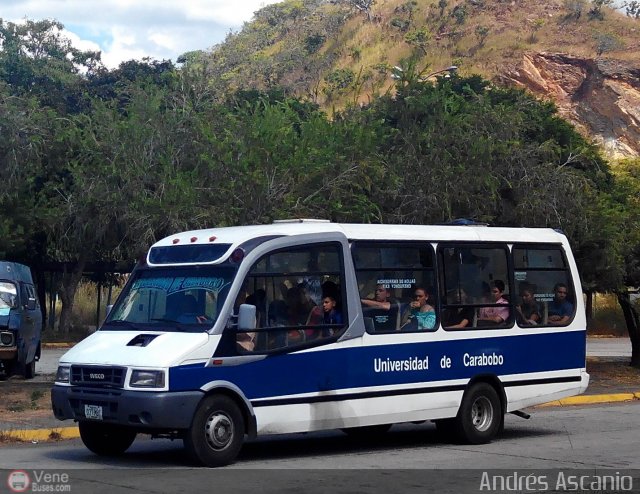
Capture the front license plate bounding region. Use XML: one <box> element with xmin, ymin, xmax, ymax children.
<box><xmin>84</xmin><ymin>404</ymin><xmax>103</xmax><ymax>420</ymax></box>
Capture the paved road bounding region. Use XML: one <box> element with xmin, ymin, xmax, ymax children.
<box><xmin>0</xmin><ymin>402</ymin><xmax>639</xmax><ymax>469</ymax></box>
<box><xmin>586</xmin><ymin>337</ymin><xmax>632</xmax><ymax>357</ymax></box>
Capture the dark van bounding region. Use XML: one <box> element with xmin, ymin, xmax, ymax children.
<box><xmin>0</xmin><ymin>262</ymin><xmax>42</xmax><ymax>378</ymax></box>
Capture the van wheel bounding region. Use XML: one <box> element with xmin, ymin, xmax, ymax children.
<box><xmin>1</xmin><ymin>359</ymin><xmax>15</xmax><ymax>377</ymax></box>
<box><xmin>454</xmin><ymin>383</ymin><xmax>502</xmax><ymax>444</ymax></box>
<box><xmin>79</xmin><ymin>422</ymin><xmax>137</xmax><ymax>456</ymax></box>
<box><xmin>341</xmin><ymin>424</ymin><xmax>392</xmax><ymax>438</ymax></box>
<box><xmin>184</xmin><ymin>395</ymin><xmax>244</xmax><ymax>467</ymax></box>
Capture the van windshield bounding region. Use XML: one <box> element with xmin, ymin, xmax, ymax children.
<box><xmin>0</xmin><ymin>282</ymin><xmax>18</xmax><ymax>313</ymax></box>
<box><xmin>103</xmin><ymin>266</ymin><xmax>236</xmax><ymax>332</ymax></box>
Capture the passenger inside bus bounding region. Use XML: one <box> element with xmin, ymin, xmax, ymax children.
<box><xmin>400</xmin><ymin>287</ymin><xmax>436</xmax><ymax>331</ymax></box>
<box><xmin>175</xmin><ymin>294</ymin><xmax>209</xmax><ymax>324</ymax></box>
<box><xmin>548</xmin><ymin>283</ymin><xmax>573</xmax><ymax>325</ymax></box>
<box><xmin>322</xmin><ymin>295</ymin><xmax>343</xmax><ymax>325</ymax></box>
<box><xmin>443</xmin><ymin>288</ymin><xmax>474</xmax><ymax>328</ymax></box>
<box><xmin>361</xmin><ymin>284</ymin><xmax>402</xmax><ymax>332</ymax></box>
<box><xmin>516</xmin><ymin>284</ymin><xmax>541</xmax><ymax>326</ymax></box>
<box><xmin>476</xmin><ymin>280</ymin><xmax>509</xmax><ymax>326</ymax></box>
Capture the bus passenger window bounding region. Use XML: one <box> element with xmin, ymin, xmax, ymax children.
<box><xmin>512</xmin><ymin>246</ymin><xmax>575</xmax><ymax>327</ymax></box>
<box><xmin>439</xmin><ymin>245</ymin><xmax>511</xmax><ymax>330</ymax></box>
<box><xmin>228</xmin><ymin>243</ymin><xmax>346</xmax><ymax>355</ymax></box>
<box><xmin>353</xmin><ymin>242</ymin><xmax>436</xmax><ymax>334</ymax></box>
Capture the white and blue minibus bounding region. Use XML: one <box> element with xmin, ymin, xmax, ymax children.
<box><xmin>51</xmin><ymin>220</ymin><xmax>588</xmax><ymax>466</ymax></box>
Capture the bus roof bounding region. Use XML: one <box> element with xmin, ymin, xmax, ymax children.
<box><xmin>151</xmin><ymin>221</ymin><xmax>568</xmax><ymax>251</ymax></box>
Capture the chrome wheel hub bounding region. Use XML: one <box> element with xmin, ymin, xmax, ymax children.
<box><xmin>471</xmin><ymin>396</ymin><xmax>494</xmax><ymax>432</ymax></box>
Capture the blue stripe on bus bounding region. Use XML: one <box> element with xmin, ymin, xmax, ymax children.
<box><xmin>168</xmin><ymin>330</ymin><xmax>586</xmax><ymax>400</ymax></box>
<box><xmin>250</xmin><ymin>376</ymin><xmax>582</xmax><ymax>407</ymax></box>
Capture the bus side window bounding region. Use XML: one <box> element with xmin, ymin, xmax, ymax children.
<box><xmin>439</xmin><ymin>245</ymin><xmax>511</xmax><ymax>330</ymax></box>
<box><xmin>353</xmin><ymin>242</ymin><xmax>436</xmax><ymax>334</ymax></box>
<box><xmin>229</xmin><ymin>243</ymin><xmax>346</xmax><ymax>355</ymax></box>
<box><xmin>512</xmin><ymin>245</ymin><xmax>575</xmax><ymax>327</ymax></box>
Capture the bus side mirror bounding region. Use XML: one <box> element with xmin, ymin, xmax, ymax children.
<box><xmin>238</xmin><ymin>304</ymin><xmax>257</xmax><ymax>330</ymax></box>
<box><xmin>26</xmin><ymin>298</ymin><xmax>37</xmax><ymax>311</ymax></box>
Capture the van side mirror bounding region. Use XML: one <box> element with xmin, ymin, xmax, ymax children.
<box><xmin>238</xmin><ymin>304</ymin><xmax>257</xmax><ymax>330</ymax></box>
<box><xmin>26</xmin><ymin>298</ymin><xmax>36</xmax><ymax>311</ymax></box>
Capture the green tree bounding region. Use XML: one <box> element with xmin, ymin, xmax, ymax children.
<box><xmin>610</xmin><ymin>160</ymin><xmax>640</xmax><ymax>366</ymax></box>
<box><xmin>475</xmin><ymin>25</ymin><xmax>490</xmax><ymax>47</ymax></box>
<box><xmin>404</xmin><ymin>28</ymin><xmax>433</xmax><ymax>55</ymax></box>
<box><xmin>588</xmin><ymin>0</ymin><xmax>614</xmax><ymax>19</ymax></box>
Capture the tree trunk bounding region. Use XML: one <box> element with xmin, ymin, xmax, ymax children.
<box><xmin>57</xmin><ymin>257</ymin><xmax>87</xmax><ymax>335</ymax></box>
<box><xmin>34</xmin><ymin>267</ymin><xmax>48</xmax><ymax>332</ymax></box>
<box><xmin>617</xmin><ymin>290</ymin><xmax>640</xmax><ymax>368</ymax></box>
<box><xmin>585</xmin><ymin>291</ymin><xmax>593</xmax><ymax>328</ymax></box>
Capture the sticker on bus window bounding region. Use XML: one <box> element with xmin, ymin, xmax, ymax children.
<box><xmin>132</xmin><ymin>277</ymin><xmax>230</xmax><ymax>294</ymax></box>
<box><xmin>514</xmin><ymin>271</ymin><xmax>527</xmax><ymax>281</ymax></box>
<box><xmin>535</xmin><ymin>293</ymin><xmax>554</xmax><ymax>302</ymax></box>
<box><xmin>376</xmin><ymin>278</ymin><xmax>416</xmax><ymax>289</ymax></box>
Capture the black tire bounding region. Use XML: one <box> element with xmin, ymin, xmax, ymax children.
<box><xmin>1</xmin><ymin>358</ymin><xmax>15</xmax><ymax>377</ymax></box>
<box><xmin>341</xmin><ymin>424</ymin><xmax>392</xmax><ymax>438</ymax></box>
<box><xmin>79</xmin><ymin>421</ymin><xmax>137</xmax><ymax>456</ymax></box>
<box><xmin>454</xmin><ymin>382</ymin><xmax>502</xmax><ymax>444</ymax></box>
<box><xmin>184</xmin><ymin>395</ymin><xmax>245</xmax><ymax>467</ymax></box>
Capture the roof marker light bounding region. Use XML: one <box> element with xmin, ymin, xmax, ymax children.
<box><xmin>190</xmin><ymin>237</ymin><xmax>197</xmax><ymax>243</ymax></box>
<box><xmin>209</xmin><ymin>236</ymin><xmax>217</xmax><ymax>242</ymax></box>
<box><xmin>172</xmin><ymin>239</ymin><xmax>180</xmax><ymax>244</ymax></box>
<box><xmin>230</xmin><ymin>248</ymin><xmax>245</xmax><ymax>263</ymax></box>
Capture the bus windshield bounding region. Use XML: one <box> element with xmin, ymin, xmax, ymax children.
<box><xmin>104</xmin><ymin>265</ymin><xmax>236</xmax><ymax>332</ymax></box>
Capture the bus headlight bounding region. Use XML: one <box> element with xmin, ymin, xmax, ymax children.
<box><xmin>130</xmin><ymin>369</ymin><xmax>165</xmax><ymax>388</ymax></box>
<box><xmin>55</xmin><ymin>365</ymin><xmax>71</xmax><ymax>383</ymax></box>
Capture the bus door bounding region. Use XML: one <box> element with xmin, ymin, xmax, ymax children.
<box><xmin>211</xmin><ymin>233</ymin><xmax>363</xmax><ymax>429</ymax></box>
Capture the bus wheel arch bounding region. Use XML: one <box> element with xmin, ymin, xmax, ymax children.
<box><xmin>455</xmin><ymin>376</ymin><xmax>505</xmax><ymax>444</ymax></box>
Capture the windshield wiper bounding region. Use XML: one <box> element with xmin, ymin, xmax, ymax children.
<box><xmin>103</xmin><ymin>320</ymin><xmax>142</xmax><ymax>330</ymax></box>
<box><xmin>106</xmin><ymin>319</ymin><xmax>134</xmax><ymax>326</ymax></box>
<box><xmin>150</xmin><ymin>317</ymin><xmax>180</xmax><ymax>324</ymax></box>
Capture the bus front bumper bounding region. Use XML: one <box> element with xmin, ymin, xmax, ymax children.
<box><xmin>51</xmin><ymin>384</ymin><xmax>203</xmax><ymax>430</ymax></box>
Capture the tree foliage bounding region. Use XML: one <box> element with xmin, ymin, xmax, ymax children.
<box><xmin>1</xmin><ymin>17</ymin><xmax>639</xmax><ymax>348</ymax></box>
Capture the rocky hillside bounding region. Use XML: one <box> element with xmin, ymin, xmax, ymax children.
<box><xmin>503</xmin><ymin>53</ymin><xmax>640</xmax><ymax>159</ymax></box>
<box><xmin>197</xmin><ymin>0</ymin><xmax>640</xmax><ymax>157</ymax></box>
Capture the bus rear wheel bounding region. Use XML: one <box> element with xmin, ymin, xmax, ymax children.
<box><xmin>184</xmin><ymin>395</ymin><xmax>245</xmax><ymax>467</ymax></box>
<box><xmin>454</xmin><ymin>382</ymin><xmax>502</xmax><ymax>444</ymax></box>
<box><xmin>79</xmin><ymin>422</ymin><xmax>137</xmax><ymax>456</ymax></box>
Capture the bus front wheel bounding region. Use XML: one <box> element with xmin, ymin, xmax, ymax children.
<box><xmin>184</xmin><ymin>395</ymin><xmax>245</xmax><ymax>467</ymax></box>
<box><xmin>79</xmin><ymin>422</ymin><xmax>137</xmax><ymax>456</ymax></box>
<box><xmin>455</xmin><ymin>382</ymin><xmax>502</xmax><ymax>444</ymax></box>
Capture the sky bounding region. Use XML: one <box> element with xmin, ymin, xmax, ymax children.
<box><xmin>2</xmin><ymin>0</ymin><xmax>282</xmax><ymax>68</ymax></box>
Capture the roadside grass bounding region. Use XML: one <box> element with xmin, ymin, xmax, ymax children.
<box><xmin>589</xmin><ymin>293</ymin><xmax>632</xmax><ymax>337</ymax></box>
<box><xmin>43</xmin><ymin>280</ymin><xmax>123</xmax><ymax>343</ymax></box>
